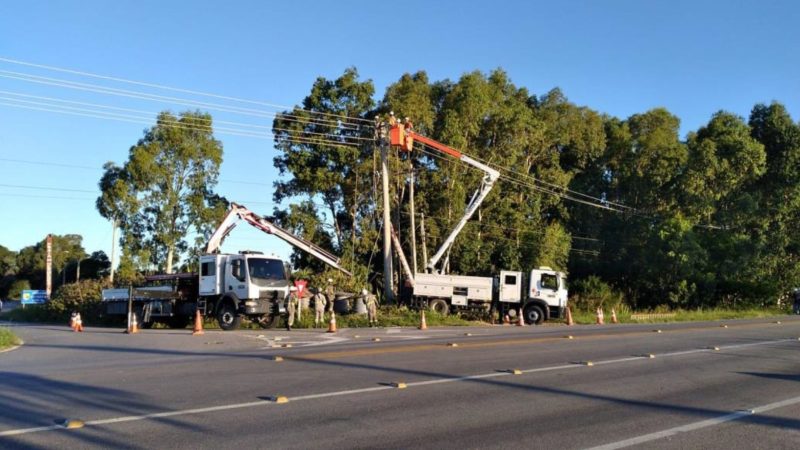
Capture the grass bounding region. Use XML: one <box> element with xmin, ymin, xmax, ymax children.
<box><xmin>3</xmin><ymin>301</ymin><xmax>791</xmax><ymax>330</ymax></box>
<box><xmin>0</xmin><ymin>327</ymin><xmax>22</xmax><ymax>350</ymax></box>
<box><xmin>570</xmin><ymin>307</ymin><xmax>788</xmax><ymax>325</ymax></box>
<box><xmin>227</xmin><ymin>306</ymin><xmax>480</xmax><ymax>330</ymax></box>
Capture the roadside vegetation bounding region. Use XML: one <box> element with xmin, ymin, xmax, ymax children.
<box><xmin>0</xmin><ymin>327</ymin><xmax>21</xmax><ymax>350</ymax></box>
<box><xmin>569</xmin><ymin>307</ymin><xmax>787</xmax><ymax>325</ymax></box>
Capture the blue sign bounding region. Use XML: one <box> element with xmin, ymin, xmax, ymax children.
<box><xmin>21</xmin><ymin>290</ymin><xmax>48</xmax><ymax>305</ymax></box>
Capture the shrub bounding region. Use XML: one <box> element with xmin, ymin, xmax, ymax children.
<box><xmin>569</xmin><ymin>276</ymin><xmax>624</xmax><ymax>312</ymax></box>
<box><xmin>7</xmin><ymin>279</ymin><xmax>113</xmax><ymax>324</ymax></box>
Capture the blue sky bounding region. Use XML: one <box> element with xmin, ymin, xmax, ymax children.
<box><xmin>1</xmin><ymin>0</ymin><xmax>798</xmax><ymax>266</ymax></box>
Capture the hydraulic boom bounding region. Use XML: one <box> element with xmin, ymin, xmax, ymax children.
<box><xmin>389</xmin><ymin>124</ymin><xmax>500</xmax><ymax>274</ymax></box>
<box><xmin>205</xmin><ymin>202</ymin><xmax>352</xmax><ymax>276</ymax></box>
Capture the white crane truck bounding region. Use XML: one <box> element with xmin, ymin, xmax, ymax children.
<box><xmin>388</xmin><ymin>122</ymin><xmax>569</xmax><ymax>324</ymax></box>
<box><xmin>102</xmin><ymin>203</ymin><xmax>351</xmax><ymax>330</ymax></box>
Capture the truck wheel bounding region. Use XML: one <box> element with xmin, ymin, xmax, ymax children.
<box><xmin>429</xmin><ymin>299</ymin><xmax>449</xmax><ymax>316</ymax></box>
<box><xmin>524</xmin><ymin>304</ymin><xmax>545</xmax><ymax>325</ymax></box>
<box><xmin>217</xmin><ymin>302</ymin><xmax>242</xmax><ymax>331</ymax></box>
<box><xmin>256</xmin><ymin>313</ymin><xmax>279</xmax><ymax>329</ymax></box>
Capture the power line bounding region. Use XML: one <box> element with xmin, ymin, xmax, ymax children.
<box><xmin>0</xmin><ymin>70</ymin><xmax>370</xmax><ymax>130</ymax></box>
<box><xmin>415</xmin><ymin>140</ymin><xmax>629</xmax><ymax>212</ymax></box>
<box><xmin>0</xmin><ymin>95</ymin><xmax>370</xmax><ymax>142</ymax></box>
<box><xmin>0</xmin><ymin>192</ymin><xmax>93</xmax><ymax>201</ymax></box>
<box><xmin>0</xmin><ymin>100</ymin><xmax>363</xmax><ymax>146</ymax></box>
<box><xmin>0</xmin><ymin>89</ymin><xmax>370</xmax><ymax>136</ymax></box>
<box><xmin>0</xmin><ymin>183</ymin><xmax>96</xmax><ymax>193</ymax></box>
<box><xmin>0</xmin><ymin>56</ymin><xmax>375</xmax><ymax>124</ymax></box>
<box><xmin>416</xmin><ymin>145</ymin><xmax>625</xmax><ymax>213</ymax></box>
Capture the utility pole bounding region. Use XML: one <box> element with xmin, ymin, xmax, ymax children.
<box><xmin>110</xmin><ymin>218</ymin><xmax>117</xmax><ymax>283</ymax></box>
<box><xmin>45</xmin><ymin>234</ymin><xmax>52</xmax><ymax>298</ymax></box>
<box><xmin>380</xmin><ymin>140</ymin><xmax>394</xmax><ymax>303</ymax></box>
<box><xmin>420</xmin><ymin>213</ymin><xmax>428</xmax><ymax>272</ymax></box>
<box><xmin>409</xmin><ymin>166</ymin><xmax>418</xmax><ymax>275</ymax></box>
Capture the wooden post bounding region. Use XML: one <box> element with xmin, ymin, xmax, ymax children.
<box><xmin>420</xmin><ymin>213</ymin><xmax>428</xmax><ymax>272</ymax></box>
<box><xmin>380</xmin><ymin>141</ymin><xmax>394</xmax><ymax>303</ymax></box>
<box><xmin>409</xmin><ymin>167</ymin><xmax>418</xmax><ymax>275</ymax></box>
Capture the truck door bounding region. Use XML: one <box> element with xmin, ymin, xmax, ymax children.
<box><xmin>225</xmin><ymin>255</ymin><xmax>249</xmax><ymax>300</ymax></box>
<box><xmin>532</xmin><ymin>270</ymin><xmax>559</xmax><ymax>302</ymax></box>
<box><xmin>199</xmin><ymin>255</ymin><xmax>221</xmax><ymax>296</ymax></box>
<box><xmin>498</xmin><ymin>271</ymin><xmax>522</xmax><ymax>303</ymax></box>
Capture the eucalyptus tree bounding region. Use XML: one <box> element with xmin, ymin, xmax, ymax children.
<box><xmin>97</xmin><ymin>111</ymin><xmax>226</xmax><ymax>274</ymax></box>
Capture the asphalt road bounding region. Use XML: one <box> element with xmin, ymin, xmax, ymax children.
<box><xmin>1</xmin><ymin>317</ymin><xmax>800</xmax><ymax>449</ymax></box>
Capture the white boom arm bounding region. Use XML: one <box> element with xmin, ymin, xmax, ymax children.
<box><xmin>390</xmin><ymin>127</ymin><xmax>500</xmax><ymax>274</ymax></box>
<box><xmin>425</xmin><ymin>154</ymin><xmax>499</xmax><ymax>273</ymax></box>
<box><xmin>205</xmin><ymin>202</ymin><xmax>352</xmax><ymax>276</ymax></box>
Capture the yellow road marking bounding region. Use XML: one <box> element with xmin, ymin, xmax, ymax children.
<box><xmin>290</xmin><ymin>320</ymin><xmax>798</xmax><ymax>360</ymax></box>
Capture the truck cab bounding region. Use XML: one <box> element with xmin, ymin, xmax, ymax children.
<box><xmin>199</xmin><ymin>252</ymin><xmax>290</xmax><ymax>329</ymax></box>
<box><xmin>496</xmin><ymin>267</ymin><xmax>568</xmax><ymax>324</ymax></box>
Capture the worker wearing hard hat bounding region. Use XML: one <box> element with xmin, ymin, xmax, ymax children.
<box><xmin>325</xmin><ymin>279</ymin><xmax>336</xmax><ymax>313</ymax></box>
<box><xmin>363</xmin><ymin>288</ymin><xmax>378</xmax><ymax>327</ymax></box>
<box><xmin>313</xmin><ymin>287</ymin><xmax>327</xmax><ymax>327</ymax></box>
<box><xmin>285</xmin><ymin>286</ymin><xmax>298</xmax><ymax>331</ymax></box>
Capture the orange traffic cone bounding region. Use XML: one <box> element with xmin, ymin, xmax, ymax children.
<box><xmin>192</xmin><ymin>309</ymin><xmax>204</xmax><ymax>336</ymax></box>
<box><xmin>74</xmin><ymin>313</ymin><xmax>84</xmax><ymax>332</ymax></box>
<box><xmin>418</xmin><ymin>310</ymin><xmax>428</xmax><ymax>330</ymax></box>
<box><xmin>69</xmin><ymin>312</ymin><xmax>77</xmax><ymax>331</ymax></box>
<box><xmin>565</xmin><ymin>307</ymin><xmax>574</xmax><ymax>326</ymax></box>
<box><xmin>126</xmin><ymin>312</ymin><xmax>140</xmax><ymax>334</ymax></box>
<box><xmin>596</xmin><ymin>307</ymin><xmax>605</xmax><ymax>325</ymax></box>
<box><xmin>517</xmin><ymin>307</ymin><xmax>525</xmax><ymax>326</ymax></box>
<box><xmin>503</xmin><ymin>314</ymin><xmax>511</xmax><ymax>325</ymax></box>
<box><xmin>611</xmin><ymin>308</ymin><xmax>618</xmax><ymax>324</ymax></box>
<box><xmin>327</xmin><ymin>312</ymin><xmax>337</xmax><ymax>333</ymax></box>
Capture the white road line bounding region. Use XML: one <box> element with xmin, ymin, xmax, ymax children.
<box><xmin>0</xmin><ymin>336</ymin><xmax>795</xmax><ymax>438</ymax></box>
<box><xmin>586</xmin><ymin>395</ymin><xmax>800</xmax><ymax>450</ymax></box>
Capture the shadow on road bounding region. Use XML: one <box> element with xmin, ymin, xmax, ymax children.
<box><xmin>9</xmin><ymin>335</ymin><xmax>800</xmax><ymax>443</ymax></box>
<box><xmin>0</xmin><ymin>371</ymin><xmax>208</xmax><ymax>447</ymax></box>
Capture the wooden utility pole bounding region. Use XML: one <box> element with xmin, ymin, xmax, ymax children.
<box><xmin>380</xmin><ymin>140</ymin><xmax>394</xmax><ymax>302</ymax></box>
<box><xmin>409</xmin><ymin>167</ymin><xmax>418</xmax><ymax>275</ymax></box>
<box><xmin>45</xmin><ymin>234</ymin><xmax>52</xmax><ymax>298</ymax></box>
<box><xmin>420</xmin><ymin>213</ymin><xmax>428</xmax><ymax>272</ymax></box>
<box><xmin>110</xmin><ymin>219</ymin><xmax>117</xmax><ymax>283</ymax></box>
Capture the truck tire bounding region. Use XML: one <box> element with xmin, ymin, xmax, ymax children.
<box><xmin>256</xmin><ymin>313</ymin><xmax>279</xmax><ymax>329</ymax></box>
<box><xmin>523</xmin><ymin>304</ymin><xmax>545</xmax><ymax>325</ymax></box>
<box><xmin>429</xmin><ymin>298</ymin><xmax>449</xmax><ymax>316</ymax></box>
<box><xmin>217</xmin><ymin>302</ymin><xmax>242</xmax><ymax>331</ymax></box>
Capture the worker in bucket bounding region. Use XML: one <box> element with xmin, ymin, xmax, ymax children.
<box><xmin>313</xmin><ymin>287</ymin><xmax>327</xmax><ymax>327</ymax></box>
<box><xmin>363</xmin><ymin>288</ymin><xmax>378</xmax><ymax>327</ymax></box>
<box><xmin>285</xmin><ymin>286</ymin><xmax>298</xmax><ymax>331</ymax></box>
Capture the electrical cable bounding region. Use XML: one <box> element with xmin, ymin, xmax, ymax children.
<box><xmin>0</xmin><ymin>56</ymin><xmax>376</xmax><ymax>124</ymax></box>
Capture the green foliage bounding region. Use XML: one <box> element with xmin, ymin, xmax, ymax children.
<box><xmin>273</xmin><ymin>68</ymin><xmax>799</xmax><ymax>313</ymax></box>
<box><xmin>97</xmin><ymin>110</ymin><xmax>227</xmax><ymax>274</ymax></box>
<box><xmin>569</xmin><ymin>276</ymin><xmax>624</xmax><ymax>311</ymax></box>
<box><xmin>7</xmin><ymin>279</ymin><xmax>112</xmax><ymax>324</ymax></box>
<box><xmin>8</xmin><ymin>279</ymin><xmax>30</xmax><ymax>300</ymax></box>
<box><xmin>0</xmin><ymin>328</ymin><xmax>21</xmax><ymax>349</ymax></box>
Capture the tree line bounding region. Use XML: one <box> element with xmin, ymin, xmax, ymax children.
<box><xmin>271</xmin><ymin>68</ymin><xmax>799</xmax><ymax>309</ymax></box>
<box><xmin>10</xmin><ymin>67</ymin><xmax>791</xmax><ymax>311</ymax></box>
<box><xmin>0</xmin><ymin>236</ymin><xmax>109</xmax><ymax>299</ymax></box>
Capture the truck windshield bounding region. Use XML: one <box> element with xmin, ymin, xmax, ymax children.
<box><xmin>248</xmin><ymin>258</ymin><xmax>286</xmax><ymax>285</ymax></box>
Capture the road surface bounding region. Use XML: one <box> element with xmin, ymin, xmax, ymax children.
<box><xmin>1</xmin><ymin>317</ymin><xmax>799</xmax><ymax>449</ymax></box>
